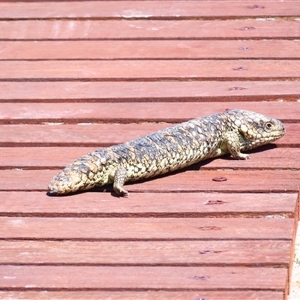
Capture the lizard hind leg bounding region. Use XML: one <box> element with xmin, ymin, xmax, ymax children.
<box><xmin>113</xmin><ymin>165</ymin><xmax>129</xmax><ymax>196</ymax></box>
<box><xmin>223</xmin><ymin>131</ymin><xmax>249</xmax><ymax>160</ymax></box>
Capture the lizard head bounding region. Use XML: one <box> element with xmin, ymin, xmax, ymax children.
<box><xmin>226</xmin><ymin>109</ymin><xmax>286</xmax><ymax>151</ymax></box>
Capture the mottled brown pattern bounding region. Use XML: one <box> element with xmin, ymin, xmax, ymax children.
<box><xmin>48</xmin><ymin>110</ymin><xmax>285</xmax><ymax>196</ymax></box>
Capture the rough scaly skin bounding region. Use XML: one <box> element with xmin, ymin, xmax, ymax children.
<box><xmin>48</xmin><ymin>109</ymin><xmax>285</xmax><ymax>196</ymax></box>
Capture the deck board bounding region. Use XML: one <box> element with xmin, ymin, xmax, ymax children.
<box><xmin>1</xmin><ymin>40</ymin><xmax>300</xmax><ymax>59</ymax></box>
<box><xmin>0</xmin><ymin>60</ymin><xmax>299</xmax><ymax>80</ymax></box>
<box><xmin>0</xmin><ymin>1</ymin><xmax>299</xmax><ymax>19</ymax></box>
<box><xmin>0</xmin><ymin>265</ymin><xmax>288</xmax><ymax>290</ymax></box>
<box><xmin>1</xmin><ymin>102</ymin><xmax>300</xmax><ymax>122</ymax></box>
<box><xmin>0</xmin><ymin>240</ymin><xmax>292</xmax><ymax>265</ymax></box>
<box><xmin>0</xmin><ymin>0</ymin><xmax>299</xmax><ymax>299</ymax></box>
<box><xmin>0</xmin><ymin>217</ymin><xmax>295</xmax><ymax>240</ymax></box>
<box><xmin>0</xmin><ymin>81</ymin><xmax>299</xmax><ymax>102</ymax></box>
<box><xmin>0</xmin><ymin>192</ymin><xmax>297</xmax><ymax>217</ymax></box>
<box><xmin>0</xmin><ymin>291</ymin><xmax>286</xmax><ymax>300</ymax></box>
<box><xmin>1</xmin><ymin>19</ymin><xmax>300</xmax><ymax>40</ymax></box>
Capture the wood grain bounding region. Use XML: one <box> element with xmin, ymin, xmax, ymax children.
<box><xmin>0</xmin><ymin>81</ymin><xmax>299</xmax><ymax>102</ymax></box>
<box><xmin>0</xmin><ymin>60</ymin><xmax>299</xmax><ymax>80</ymax></box>
<box><xmin>0</xmin><ymin>240</ymin><xmax>291</xmax><ymax>265</ymax></box>
<box><xmin>0</xmin><ymin>265</ymin><xmax>288</xmax><ymax>290</ymax></box>
<box><xmin>0</xmin><ymin>1</ymin><xmax>299</xmax><ymax>19</ymax></box>
<box><xmin>1</xmin><ymin>102</ymin><xmax>299</xmax><ymax>123</ymax></box>
<box><xmin>0</xmin><ymin>291</ymin><xmax>286</xmax><ymax>300</ymax></box>
<box><xmin>1</xmin><ymin>19</ymin><xmax>299</xmax><ymax>40</ymax></box>
<box><xmin>0</xmin><ymin>192</ymin><xmax>297</xmax><ymax>217</ymax></box>
<box><xmin>0</xmin><ymin>217</ymin><xmax>294</xmax><ymax>240</ymax></box>
<box><xmin>1</xmin><ymin>40</ymin><xmax>299</xmax><ymax>59</ymax></box>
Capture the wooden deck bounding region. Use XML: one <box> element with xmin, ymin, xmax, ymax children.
<box><xmin>0</xmin><ymin>1</ymin><xmax>299</xmax><ymax>299</ymax></box>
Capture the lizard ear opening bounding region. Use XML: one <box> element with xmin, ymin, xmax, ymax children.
<box><xmin>238</xmin><ymin>129</ymin><xmax>249</xmax><ymax>142</ymax></box>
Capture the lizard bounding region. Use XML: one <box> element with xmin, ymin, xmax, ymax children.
<box><xmin>48</xmin><ymin>109</ymin><xmax>285</xmax><ymax>196</ymax></box>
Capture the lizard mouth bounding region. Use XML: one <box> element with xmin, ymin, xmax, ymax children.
<box><xmin>279</xmin><ymin>126</ymin><xmax>286</xmax><ymax>137</ymax></box>
<box><xmin>240</xmin><ymin>124</ymin><xmax>285</xmax><ymax>152</ymax></box>
<box><xmin>268</xmin><ymin>124</ymin><xmax>286</xmax><ymax>140</ymax></box>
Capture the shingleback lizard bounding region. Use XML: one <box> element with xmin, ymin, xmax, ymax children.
<box><xmin>48</xmin><ymin>109</ymin><xmax>285</xmax><ymax>196</ymax></box>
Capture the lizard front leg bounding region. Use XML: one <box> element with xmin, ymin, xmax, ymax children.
<box><xmin>223</xmin><ymin>131</ymin><xmax>249</xmax><ymax>160</ymax></box>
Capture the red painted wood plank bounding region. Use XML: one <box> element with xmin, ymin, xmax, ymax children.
<box><xmin>0</xmin><ymin>291</ymin><xmax>286</xmax><ymax>300</ymax></box>
<box><xmin>1</xmin><ymin>19</ymin><xmax>299</xmax><ymax>40</ymax></box>
<box><xmin>122</xmin><ymin>170</ymin><xmax>300</xmax><ymax>194</ymax></box>
<box><xmin>0</xmin><ymin>123</ymin><xmax>297</xmax><ymax>147</ymax></box>
<box><xmin>0</xmin><ymin>1</ymin><xmax>298</xmax><ymax>19</ymax></box>
<box><xmin>0</xmin><ymin>102</ymin><xmax>298</xmax><ymax>123</ymax></box>
<box><xmin>1</xmin><ymin>169</ymin><xmax>299</xmax><ymax>193</ymax></box>
<box><xmin>0</xmin><ymin>147</ymin><xmax>299</xmax><ymax>170</ymax></box>
<box><xmin>1</xmin><ymin>40</ymin><xmax>299</xmax><ymax>59</ymax></box>
<box><xmin>0</xmin><ymin>192</ymin><xmax>297</xmax><ymax>217</ymax></box>
<box><xmin>0</xmin><ymin>217</ymin><xmax>294</xmax><ymax>240</ymax></box>
<box><xmin>0</xmin><ymin>60</ymin><xmax>298</xmax><ymax>80</ymax></box>
<box><xmin>0</xmin><ymin>240</ymin><xmax>291</xmax><ymax>265</ymax></box>
<box><xmin>0</xmin><ymin>81</ymin><xmax>298</xmax><ymax>102</ymax></box>
<box><xmin>0</xmin><ymin>265</ymin><xmax>288</xmax><ymax>290</ymax></box>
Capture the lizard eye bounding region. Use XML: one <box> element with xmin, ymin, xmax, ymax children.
<box><xmin>265</xmin><ymin>122</ymin><xmax>273</xmax><ymax>131</ymax></box>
